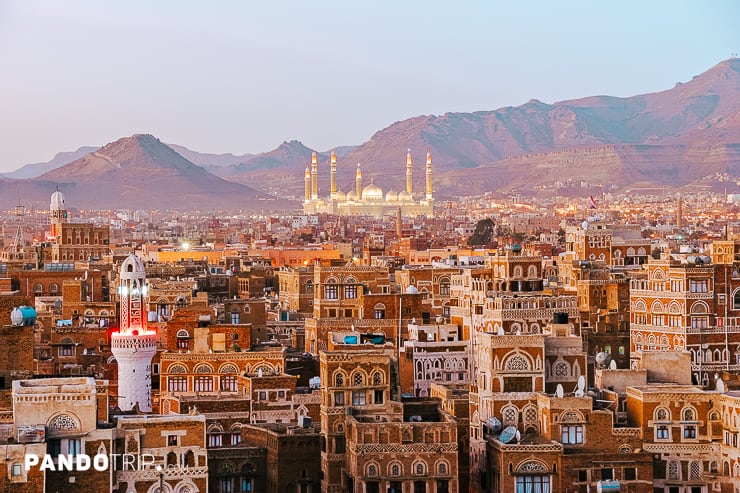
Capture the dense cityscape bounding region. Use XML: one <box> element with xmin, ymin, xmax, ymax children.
<box><xmin>1</xmin><ymin>3</ymin><xmax>739</xmax><ymax>493</ymax></box>
<box><xmin>0</xmin><ymin>175</ymin><xmax>740</xmax><ymax>492</ymax></box>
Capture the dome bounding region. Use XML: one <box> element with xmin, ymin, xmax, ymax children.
<box><xmin>346</xmin><ymin>190</ymin><xmax>358</xmax><ymax>201</ymax></box>
<box><xmin>335</xmin><ymin>190</ymin><xmax>346</xmax><ymax>201</ymax></box>
<box><xmin>405</xmin><ymin>285</ymin><xmax>419</xmax><ymax>294</ymax></box>
<box><xmin>385</xmin><ymin>190</ymin><xmax>398</xmax><ymax>201</ymax></box>
<box><xmin>120</xmin><ymin>254</ymin><xmax>146</xmax><ymax>278</ymax></box>
<box><xmin>362</xmin><ymin>183</ymin><xmax>383</xmax><ymax>200</ymax></box>
<box><xmin>50</xmin><ymin>189</ymin><xmax>66</xmax><ymax>210</ymax></box>
<box><xmin>398</xmin><ymin>191</ymin><xmax>412</xmax><ymax>202</ymax></box>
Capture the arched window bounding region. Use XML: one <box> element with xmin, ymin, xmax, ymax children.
<box><xmin>33</xmin><ymin>283</ymin><xmax>43</xmax><ymax>294</ymax></box>
<box><xmin>667</xmin><ymin>461</ymin><xmax>680</xmax><ymax>480</ymax></box>
<box><xmin>689</xmin><ymin>461</ymin><xmax>701</xmax><ymax>480</ymax></box>
<box><xmin>49</xmin><ymin>283</ymin><xmax>59</xmax><ymax>295</ymax></box>
<box><xmin>334</xmin><ymin>372</ymin><xmax>344</xmax><ymax>387</ymax></box>
<box><xmin>682</xmin><ymin>407</ymin><xmax>696</xmax><ymax>421</ymax></box>
<box><xmin>353</xmin><ymin>372</ymin><xmax>364</xmax><ymax>386</ymax></box>
<box><xmin>372</xmin><ymin>372</ymin><xmax>382</xmax><ymax>385</ymax></box>
<box><xmin>733</xmin><ymin>288</ymin><xmax>740</xmax><ymax>310</ymax></box>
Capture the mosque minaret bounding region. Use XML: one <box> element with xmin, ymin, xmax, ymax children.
<box><xmin>303</xmin><ymin>148</ymin><xmax>434</xmax><ymax>218</ymax></box>
<box><xmin>110</xmin><ymin>254</ymin><xmax>157</xmax><ymax>412</ymax></box>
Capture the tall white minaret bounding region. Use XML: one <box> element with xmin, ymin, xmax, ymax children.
<box><xmin>355</xmin><ymin>163</ymin><xmax>363</xmax><ymax>200</ymax></box>
<box><xmin>311</xmin><ymin>151</ymin><xmax>319</xmax><ymax>200</ymax></box>
<box><xmin>425</xmin><ymin>149</ymin><xmax>433</xmax><ymax>201</ymax></box>
<box><xmin>111</xmin><ymin>254</ymin><xmax>157</xmax><ymax>412</ymax></box>
<box><xmin>330</xmin><ymin>149</ymin><xmax>337</xmax><ymax>201</ymax></box>
<box><xmin>49</xmin><ymin>187</ymin><xmax>68</xmax><ymax>240</ymax></box>
<box><xmin>406</xmin><ymin>149</ymin><xmax>413</xmax><ymax>196</ymax></box>
<box><xmin>304</xmin><ymin>167</ymin><xmax>311</xmax><ymax>204</ymax></box>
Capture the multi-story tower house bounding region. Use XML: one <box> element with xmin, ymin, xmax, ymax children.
<box><xmin>319</xmin><ymin>343</ymin><xmax>393</xmax><ymax>493</ymax></box>
<box><xmin>111</xmin><ymin>254</ymin><xmax>157</xmax><ymax>412</ymax></box>
<box><xmin>395</xmin><ymin>265</ymin><xmax>459</xmax><ymax>319</ymax></box>
<box><xmin>565</xmin><ymin>220</ymin><xmax>650</xmax><ymax>268</ymax></box>
<box><xmin>278</xmin><ymin>264</ymin><xmax>316</xmax><ymax>315</ymax></box>
<box><xmin>400</xmin><ymin>321</ymin><xmax>472</xmax><ymax>397</ymax></box>
<box><xmin>626</xmin><ymin>384</ymin><xmax>719</xmax><ymax>493</ymax></box>
<box><xmin>629</xmin><ymin>254</ymin><xmax>724</xmax><ymax>386</ymax></box>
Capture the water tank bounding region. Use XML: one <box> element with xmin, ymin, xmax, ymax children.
<box><xmin>147</xmin><ymin>311</ymin><xmax>158</xmax><ymax>322</ymax></box>
<box><xmin>309</xmin><ymin>376</ymin><xmax>321</xmax><ymax>389</ymax></box>
<box><xmin>596</xmin><ymin>480</ymin><xmax>620</xmax><ymax>493</ymax></box>
<box><xmin>553</xmin><ymin>312</ymin><xmax>568</xmax><ymax>324</ymax></box>
<box><xmin>511</xmin><ymin>244</ymin><xmax>522</xmax><ymax>253</ymax></box>
<box><xmin>10</xmin><ymin>306</ymin><xmax>37</xmax><ymax>326</ymax></box>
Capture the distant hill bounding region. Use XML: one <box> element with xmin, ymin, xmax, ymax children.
<box><xmin>4</xmin><ymin>59</ymin><xmax>739</xmax><ymax>205</ymax></box>
<box><xmin>0</xmin><ymin>135</ymin><xmax>291</xmax><ymax>211</ymax></box>
<box><xmin>3</xmin><ymin>146</ymin><xmax>98</xmax><ymax>179</ymax></box>
<box><xmin>329</xmin><ymin>58</ymin><xmax>740</xmax><ymax>197</ymax></box>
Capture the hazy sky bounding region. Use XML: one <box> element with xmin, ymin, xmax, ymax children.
<box><xmin>0</xmin><ymin>0</ymin><xmax>738</xmax><ymax>172</ymax></box>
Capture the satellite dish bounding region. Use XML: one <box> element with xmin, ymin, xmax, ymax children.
<box><xmin>499</xmin><ymin>425</ymin><xmax>517</xmax><ymax>444</ymax></box>
<box><xmin>716</xmin><ymin>379</ymin><xmax>726</xmax><ymax>393</ymax></box>
<box><xmin>514</xmin><ymin>430</ymin><xmax>521</xmax><ymax>443</ymax></box>
<box><xmin>488</xmin><ymin>417</ymin><xmax>502</xmax><ymax>433</ymax></box>
<box><xmin>555</xmin><ymin>384</ymin><xmax>564</xmax><ymax>398</ymax></box>
<box><xmin>582</xmin><ymin>220</ymin><xmax>589</xmax><ymax>230</ymax></box>
<box><xmin>609</xmin><ymin>360</ymin><xmax>617</xmax><ymax>370</ymax></box>
<box><xmin>575</xmin><ymin>375</ymin><xmax>586</xmax><ymax>397</ymax></box>
<box><xmin>595</xmin><ymin>352</ymin><xmax>611</xmax><ymax>368</ymax></box>
<box><xmin>497</xmin><ymin>326</ymin><xmax>505</xmax><ymax>336</ymax></box>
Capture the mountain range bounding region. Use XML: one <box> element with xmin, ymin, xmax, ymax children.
<box><xmin>1</xmin><ymin>58</ymin><xmax>738</xmax><ymax>210</ymax></box>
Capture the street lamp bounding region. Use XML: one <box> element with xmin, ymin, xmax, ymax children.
<box><xmin>156</xmin><ymin>465</ymin><xmax>164</xmax><ymax>493</ymax></box>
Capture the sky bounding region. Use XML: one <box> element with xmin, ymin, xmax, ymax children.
<box><xmin>0</xmin><ymin>0</ymin><xmax>738</xmax><ymax>172</ymax></box>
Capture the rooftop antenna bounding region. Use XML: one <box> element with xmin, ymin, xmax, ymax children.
<box><xmin>11</xmin><ymin>204</ymin><xmax>26</xmax><ymax>253</ymax></box>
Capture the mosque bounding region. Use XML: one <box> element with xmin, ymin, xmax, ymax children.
<box><xmin>302</xmin><ymin>149</ymin><xmax>434</xmax><ymax>218</ymax></box>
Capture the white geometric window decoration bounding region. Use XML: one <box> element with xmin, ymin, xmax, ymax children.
<box><xmin>618</xmin><ymin>444</ymin><xmax>632</xmax><ymax>454</ymax></box>
<box><xmin>554</xmin><ymin>361</ymin><xmax>569</xmax><ymax>377</ymax></box>
<box><xmin>353</xmin><ymin>372</ymin><xmax>364</xmax><ymax>386</ymax></box>
<box><xmin>517</xmin><ymin>461</ymin><xmax>547</xmax><ymax>473</ymax></box>
<box><xmin>667</xmin><ymin>461</ymin><xmax>680</xmax><ymax>480</ymax></box>
<box><xmin>683</xmin><ymin>408</ymin><xmax>695</xmax><ymax>421</ymax></box>
<box><xmin>689</xmin><ymin>461</ymin><xmax>701</xmax><ymax>480</ymax></box>
<box><xmin>655</xmin><ymin>407</ymin><xmax>669</xmax><ymax>421</ymax></box>
<box><xmin>560</xmin><ymin>411</ymin><xmax>582</xmax><ymax>423</ymax></box>
<box><xmin>194</xmin><ymin>364</ymin><xmax>213</xmax><ymax>374</ymax></box>
<box><xmin>220</xmin><ymin>363</ymin><xmax>239</xmax><ymax>374</ymax></box>
<box><xmin>49</xmin><ymin>413</ymin><xmax>80</xmax><ymax>431</ymax></box>
<box><xmin>502</xmin><ymin>406</ymin><xmax>518</xmax><ymax>426</ymax></box>
<box><xmin>506</xmin><ymin>355</ymin><xmax>530</xmax><ymax>371</ymax></box>
<box><xmin>168</xmin><ymin>364</ymin><xmax>187</xmax><ymax>374</ymax></box>
<box><xmin>525</xmin><ymin>407</ymin><xmax>538</xmax><ymax>424</ymax></box>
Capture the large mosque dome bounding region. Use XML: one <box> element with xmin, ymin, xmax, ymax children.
<box><xmin>362</xmin><ymin>183</ymin><xmax>383</xmax><ymax>201</ymax></box>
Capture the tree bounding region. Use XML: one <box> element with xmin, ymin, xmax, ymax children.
<box><xmin>467</xmin><ymin>218</ymin><xmax>495</xmax><ymax>246</ymax></box>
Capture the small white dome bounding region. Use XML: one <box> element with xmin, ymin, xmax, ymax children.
<box><xmin>405</xmin><ymin>285</ymin><xmax>419</xmax><ymax>294</ymax></box>
<box><xmin>120</xmin><ymin>254</ymin><xmax>146</xmax><ymax>277</ymax></box>
<box><xmin>335</xmin><ymin>190</ymin><xmax>346</xmax><ymax>201</ymax></box>
<box><xmin>346</xmin><ymin>190</ymin><xmax>358</xmax><ymax>201</ymax></box>
<box><xmin>385</xmin><ymin>190</ymin><xmax>398</xmax><ymax>201</ymax></box>
<box><xmin>398</xmin><ymin>191</ymin><xmax>412</xmax><ymax>202</ymax></box>
<box><xmin>50</xmin><ymin>189</ymin><xmax>66</xmax><ymax>210</ymax></box>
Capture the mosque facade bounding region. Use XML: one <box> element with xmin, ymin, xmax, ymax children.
<box><xmin>302</xmin><ymin>149</ymin><xmax>434</xmax><ymax>218</ymax></box>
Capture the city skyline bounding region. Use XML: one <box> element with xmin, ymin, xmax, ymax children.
<box><xmin>1</xmin><ymin>0</ymin><xmax>738</xmax><ymax>172</ymax></box>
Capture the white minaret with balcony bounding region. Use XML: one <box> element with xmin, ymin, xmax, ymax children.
<box><xmin>111</xmin><ymin>254</ymin><xmax>157</xmax><ymax>412</ymax></box>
